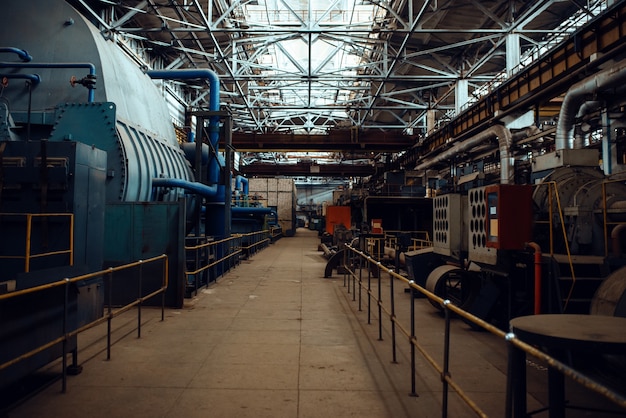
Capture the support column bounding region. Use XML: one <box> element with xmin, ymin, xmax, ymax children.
<box><xmin>506</xmin><ymin>33</ymin><xmax>521</xmax><ymax>75</ymax></box>
<box><xmin>426</xmin><ymin>109</ymin><xmax>436</xmax><ymax>135</ymax></box>
<box><xmin>455</xmin><ymin>79</ymin><xmax>468</xmax><ymax>114</ymax></box>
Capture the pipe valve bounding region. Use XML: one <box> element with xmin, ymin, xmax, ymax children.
<box><xmin>70</xmin><ymin>74</ymin><xmax>96</xmax><ymax>90</ymax></box>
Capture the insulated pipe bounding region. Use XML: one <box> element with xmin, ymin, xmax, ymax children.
<box><xmin>0</xmin><ymin>73</ymin><xmax>41</xmax><ymax>84</ymax></box>
<box><xmin>415</xmin><ymin>124</ymin><xmax>514</xmax><ymax>184</ymax></box>
<box><xmin>525</xmin><ymin>242</ymin><xmax>542</xmax><ymax>315</ymax></box>
<box><xmin>0</xmin><ymin>61</ymin><xmax>96</xmax><ymax>102</ymax></box>
<box><xmin>0</xmin><ymin>47</ymin><xmax>32</xmax><ymax>62</ymax></box>
<box><xmin>556</xmin><ymin>61</ymin><xmax>626</xmax><ymax>150</ymax></box>
<box><xmin>152</xmin><ymin>177</ymin><xmax>217</xmax><ymax>198</ymax></box>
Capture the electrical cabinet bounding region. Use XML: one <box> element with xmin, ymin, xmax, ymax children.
<box><xmin>484</xmin><ymin>184</ymin><xmax>533</xmax><ymax>250</ymax></box>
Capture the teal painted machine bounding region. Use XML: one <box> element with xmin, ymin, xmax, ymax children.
<box><xmin>0</xmin><ymin>0</ymin><xmax>243</xmax><ymax>392</ymax></box>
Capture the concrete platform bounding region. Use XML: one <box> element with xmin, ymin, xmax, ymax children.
<box><xmin>3</xmin><ymin>228</ymin><xmax>625</xmax><ymax>417</ymax></box>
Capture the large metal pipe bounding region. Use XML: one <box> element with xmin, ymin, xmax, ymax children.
<box><xmin>181</xmin><ymin>142</ymin><xmax>209</xmax><ymax>164</ymax></box>
<box><xmin>415</xmin><ymin>124</ymin><xmax>514</xmax><ymax>184</ymax></box>
<box><xmin>555</xmin><ymin>61</ymin><xmax>626</xmax><ymax>150</ymax></box>
<box><xmin>231</xmin><ymin>206</ymin><xmax>278</xmax><ymax>225</ymax></box>
<box><xmin>152</xmin><ymin>178</ymin><xmax>217</xmax><ymax>198</ymax></box>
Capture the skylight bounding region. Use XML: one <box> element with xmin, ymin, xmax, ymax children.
<box><xmin>234</xmin><ymin>0</ymin><xmax>382</xmax><ymax>134</ymax></box>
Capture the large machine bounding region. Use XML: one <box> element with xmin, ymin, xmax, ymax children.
<box><xmin>396</xmin><ymin>62</ymin><xmax>626</xmax><ymax>327</ymax></box>
<box><xmin>0</xmin><ymin>0</ymin><xmax>278</xmax><ymax>391</ymax></box>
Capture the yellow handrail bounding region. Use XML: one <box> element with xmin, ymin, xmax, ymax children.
<box><xmin>343</xmin><ymin>245</ymin><xmax>626</xmax><ymax>416</ymax></box>
<box><xmin>0</xmin><ymin>212</ymin><xmax>74</xmax><ymax>273</ymax></box>
<box><xmin>535</xmin><ymin>181</ymin><xmax>577</xmax><ymax>311</ymax></box>
<box><xmin>0</xmin><ymin>254</ymin><xmax>169</xmax><ymax>380</ymax></box>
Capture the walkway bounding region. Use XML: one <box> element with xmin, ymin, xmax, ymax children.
<box><xmin>6</xmin><ymin>228</ymin><xmax>622</xmax><ymax>418</ymax></box>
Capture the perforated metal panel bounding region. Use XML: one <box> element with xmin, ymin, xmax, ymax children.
<box><xmin>433</xmin><ymin>193</ymin><xmax>466</xmax><ymax>258</ymax></box>
<box><xmin>468</xmin><ymin>186</ymin><xmax>497</xmax><ymax>264</ymax></box>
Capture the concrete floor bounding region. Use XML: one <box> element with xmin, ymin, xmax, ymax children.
<box><xmin>3</xmin><ymin>228</ymin><xmax>625</xmax><ymax>417</ymax></box>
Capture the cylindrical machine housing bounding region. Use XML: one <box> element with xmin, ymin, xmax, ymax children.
<box><xmin>0</xmin><ymin>0</ymin><xmax>193</xmax><ymax>202</ymax></box>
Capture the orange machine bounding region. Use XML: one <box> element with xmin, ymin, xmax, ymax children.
<box><xmin>325</xmin><ymin>206</ymin><xmax>351</xmax><ymax>234</ymax></box>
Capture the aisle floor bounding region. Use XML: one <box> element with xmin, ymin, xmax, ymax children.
<box><xmin>4</xmin><ymin>228</ymin><xmax>623</xmax><ymax>417</ymax></box>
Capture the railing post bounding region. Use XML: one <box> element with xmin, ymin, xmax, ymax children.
<box><xmin>367</xmin><ymin>258</ymin><xmax>372</xmax><ymax>325</ymax></box>
<box><xmin>194</xmin><ymin>240</ymin><xmax>200</xmax><ymax>295</ymax></box>
<box><xmin>161</xmin><ymin>255</ymin><xmax>166</xmax><ymax>321</ymax></box>
<box><xmin>25</xmin><ymin>214</ymin><xmax>32</xmax><ymax>272</ymax></box>
<box><xmin>358</xmin><ymin>250</ymin><xmax>363</xmax><ymax>311</ymax></box>
<box><xmin>377</xmin><ymin>262</ymin><xmax>383</xmax><ymax>341</ymax></box>
<box><xmin>409</xmin><ymin>280</ymin><xmax>418</xmax><ymax>397</ymax></box>
<box><xmin>344</xmin><ymin>247</ymin><xmax>348</xmax><ymax>289</ymax></box>
<box><xmin>442</xmin><ymin>299</ymin><xmax>452</xmax><ymax>418</ymax></box>
<box><xmin>61</xmin><ymin>277</ymin><xmax>69</xmax><ymax>393</ymax></box>
<box><xmin>137</xmin><ymin>260</ymin><xmax>143</xmax><ymax>338</ymax></box>
<box><xmin>107</xmin><ymin>268</ymin><xmax>113</xmax><ymax>360</ymax></box>
<box><xmin>352</xmin><ymin>251</ymin><xmax>356</xmax><ymax>302</ymax></box>
<box><xmin>390</xmin><ymin>268</ymin><xmax>397</xmax><ymax>364</ymax></box>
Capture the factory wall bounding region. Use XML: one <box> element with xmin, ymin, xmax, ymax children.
<box><xmin>248</xmin><ymin>178</ymin><xmax>297</xmax><ymax>236</ymax></box>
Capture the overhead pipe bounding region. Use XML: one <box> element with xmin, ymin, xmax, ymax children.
<box><xmin>0</xmin><ymin>61</ymin><xmax>96</xmax><ymax>102</ymax></box>
<box><xmin>146</xmin><ymin>69</ymin><xmax>220</xmax><ymax>153</ymax></box>
<box><xmin>555</xmin><ymin>61</ymin><xmax>626</xmax><ymax>150</ymax></box>
<box><xmin>152</xmin><ymin>177</ymin><xmax>217</xmax><ymax>198</ymax></box>
<box><xmin>0</xmin><ymin>47</ymin><xmax>32</xmax><ymax>62</ymax></box>
<box><xmin>415</xmin><ymin>124</ymin><xmax>514</xmax><ymax>184</ymax></box>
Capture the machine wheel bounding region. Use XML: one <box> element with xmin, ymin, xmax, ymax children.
<box><xmin>425</xmin><ymin>265</ymin><xmax>479</xmax><ymax>311</ymax></box>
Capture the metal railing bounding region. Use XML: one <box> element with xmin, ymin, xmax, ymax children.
<box><xmin>185</xmin><ymin>235</ymin><xmax>242</xmax><ymax>295</ymax></box>
<box><xmin>0</xmin><ymin>212</ymin><xmax>74</xmax><ymax>273</ymax></box>
<box><xmin>341</xmin><ymin>244</ymin><xmax>626</xmax><ymax>417</ymax></box>
<box><xmin>270</xmin><ymin>225</ymin><xmax>282</xmax><ymax>241</ymax></box>
<box><xmin>238</xmin><ymin>229</ymin><xmax>271</xmax><ymax>256</ymax></box>
<box><xmin>0</xmin><ymin>254</ymin><xmax>168</xmax><ymax>393</ymax></box>
<box><xmin>384</xmin><ymin>230</ymin><xmax>433</xmax><ymax>251</ymax></box>
<box><xmin>364</xmin><ymin>230</ymin><xmax>433</xmax><ymax>263</ymax></box>
<box><xmin>184</xmin><ymin>229</ymin><xmax>273</xmax><ymax>295</ymax></box>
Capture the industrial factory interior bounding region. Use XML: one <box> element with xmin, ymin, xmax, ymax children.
<box><xmin>2</xmin><ymin>0</ymin><xmax>626</xmax><ymax>417</ymax></box>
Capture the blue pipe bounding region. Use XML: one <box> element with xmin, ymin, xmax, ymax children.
<box><xmin>0</xmin><ymin>73</ymin><xmax>41</xmax><ymax>84</ymax></box>
<box><xmin>181</xmin><ymin>142</ymin><xmax>209</xmax><ymax>165</ymax></box>
<box><xmin>231</xmin><ymin>207</ymin><xmax>278</xmax><ymax>225</ymax></box>
<box><xmin>147</xmin><ymin>69</ymin><xmax>226</xmax><ymax>237</ymax></box>
<box><xmin>0</xmin><ymin>61</ymin><xmax>96</xmax><ymax>102</ymax></box>
<box><xmin>0</xmin><ymin>47</ymin><xmax>32</xmax><ymax>62</ymax></box>
<box><xmin>235</xmin><ymin>175</ymin><xmax>249</xmax><ymax>195</ymax></box>
<box><xmin>152</xmin><ymin>178</ymin><xmax>217</xmax><ymax>198</ymax></box>
<box><xmin>146</xmin><ymin>69</ymin><xmax>221</xmax><ymax>183</ymax></box>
